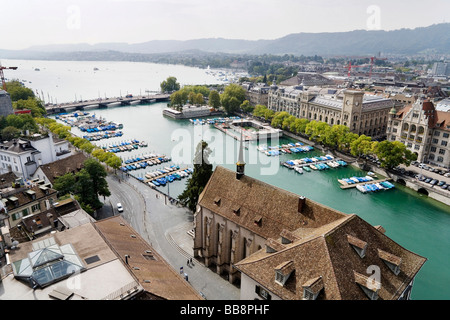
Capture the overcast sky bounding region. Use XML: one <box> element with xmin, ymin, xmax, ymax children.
<box><xmin>1</xmin><ymin>0</ymin><xmax>449</xmax><ymax>50</ymax></box>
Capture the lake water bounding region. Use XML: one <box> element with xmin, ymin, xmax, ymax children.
<box><xmin>6</xmin><ymin>59</ymin><xmax>450</xmax><ymax>300</ymax></box>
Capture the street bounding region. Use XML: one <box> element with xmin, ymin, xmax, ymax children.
<box><xmin>97</xmin><ymin>172</ymin><xmax>240</xmax><ymax>300</ymax></box>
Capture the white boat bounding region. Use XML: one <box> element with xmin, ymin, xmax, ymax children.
<box><xmin>294</xmin><ymin>167</ymin><xmax>303</xmax><ymax>174</ymax></box>
<box><xmin>356</xmin><ymin>185</ymin><xmax>367</xmax><ymax>193</ymax></box>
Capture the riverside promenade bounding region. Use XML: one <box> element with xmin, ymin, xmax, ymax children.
<box><xmin>98</xmin><ymin>172</ymin><xmax>240</xmax><ymax>300</ymax></box>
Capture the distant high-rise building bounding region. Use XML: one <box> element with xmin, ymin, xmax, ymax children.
<box><xmin>0</xmin><ymin>90</ymin><xmax>14</xmax><ymax>117</ymax></box>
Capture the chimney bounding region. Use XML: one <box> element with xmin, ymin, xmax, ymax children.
<box><xmin>125</xmin><ymin>255</ymin><xmax>130</xmax><ymax>265</ymax></box>
<box><xmin>298</xmin><ymin>196</ymin><xmax>306</xmax><ymax>213</ymax></box>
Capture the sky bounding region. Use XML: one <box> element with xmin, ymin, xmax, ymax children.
<box><xmin>1</xmin><ymin>0</ymin><xmax>449</xmax><ymax>50</ymax></box>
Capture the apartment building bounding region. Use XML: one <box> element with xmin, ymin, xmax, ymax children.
<box><xmin>387</xmin><ymin>98</ymin><xmax>450</xmax><ymax>168</ymax></box>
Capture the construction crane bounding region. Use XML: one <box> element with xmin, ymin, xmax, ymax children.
<box><xmin>347</xmin><ymin>61</ymin><xmax>365</xmax><ymax>77</ymax></box>
<box><xmin>0</xmin><ymin>62</ymin><xmax>18</xmax><ymax>91</ymax></box>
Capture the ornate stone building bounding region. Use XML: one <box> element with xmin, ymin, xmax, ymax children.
<box><xmin>387</xmin><ymin>98</ymin><xmax>450</xmax><ymax>168</ymax></box>
<box><xmin>268</xmin><ymin>85</ymin><xmax>394</xmax><ymax>139</ymax></box>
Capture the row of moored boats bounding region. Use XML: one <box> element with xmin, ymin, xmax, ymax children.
<box><xmin>144</xmin><ymin>167</ymin><xmax>194</xmax><ymax>188</ymax></box>
<box><xmin>258</xmin><ymin>142</ymin><xmax>314</xmax><ymax>156</ymax></box>
<box><xmin>120</xmin><ymin>154</ymin><xmax>171</xmax><ymax>172</ymax></box>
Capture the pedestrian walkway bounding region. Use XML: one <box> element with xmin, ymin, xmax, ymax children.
<box><xmin>110</xmin><ymin>172</ymin><xmax>240</xmax><ymax>300</ymax></box>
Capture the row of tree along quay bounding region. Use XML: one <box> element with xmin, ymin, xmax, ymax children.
<box><xmin>0</xmin><ymin>80</ymin><xmax>121</xmax><ymax>216</ymax></box>
<box><xmin>251</xmin><ymin>105</ymin><xmax>417</xmax><ymax>170</ymax></box>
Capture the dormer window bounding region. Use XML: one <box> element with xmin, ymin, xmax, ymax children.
<box><xmin>347</xmin><ymin>234</ymin><xmax>367</xmax><ymax>258</ymax></box>
<box><xmin>354</xmin><ymin>271</ymin><xmax>380</xmax><ymax>300</ymax></box>
<box><xmin>254</xmin><ymin>215</ymin><xmax>262</xmax><ymax>226</ymax></box>
<box><xmin>274</xmin><ymin>261</ymin><xmax>294</xmax><ymax>286</ymax></box>
<box><xmin>265</xmin><ymin>238</ymin><xmax>285</xmax><ymax>253</ymax></box>
<box><xmin>280</xmin><ymin>229</ymin><xmax>299</xmax><ymax>244</ymax></box>
<box><xmin>232</xmin><ymin>205</ymin><xmax>240</xmax><ymax>215</ymax></box>
<box><xmin>378</xmin><ymin>249</ymin><xmax>402</xmax><ymax>275</ymax></box>
<box><xmin>302</xmin><ymin>276</ymin><xmax>324</xmax><ymax>300</ymax></box>
<box><xmin>213</xmin><ymin>197</ymin><xmax>221</xmax><ymax>206</ymax></box>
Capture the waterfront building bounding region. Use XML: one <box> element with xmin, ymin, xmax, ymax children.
<box><xmin>0</xmin><ymin>132</ymin><xmax>72</xmax><ymax>179</ymax></box>
<box><xmin>268</xmin><ymin>85</ymin><xmax>394</xmax><ymax>139</ymax></box>
<box><xmin>31</xmin><ymin>152</ymin><xmax>88</xmax><ymax>186</ymax></box>
<box><xmin>162</xmin><ymin>104</ymin><xmax>220</xmax><ymax>119</ymax></box>
<box><xmin>0</xmin><ymin>90</ymin><xmax>14</xmax><ymax>117</ymax></box>
<box><xmin>193</xmin><ymin>142</ymin><xmax>426</xmax><ymax>300</ymax></box>
<box><xmin>387</xmin><ymin>98</ymin><xmax>450</xmax><ymax>168</ymax></box>
<box><xmin>241</xmin><ymin>82</ymin><xmax>270</xmax><ymax>107</ymax></box>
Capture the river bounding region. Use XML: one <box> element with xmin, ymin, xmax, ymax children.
<box><xmin>6</xmin><ymin>59</ymin><xmax>450</xmax><ymax>300</ymax></box>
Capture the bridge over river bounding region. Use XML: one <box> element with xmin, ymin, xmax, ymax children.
<box><xmin>45</xmin><ymin>93</ymin><xmax>170</xmax><ymax>114</ymax></box>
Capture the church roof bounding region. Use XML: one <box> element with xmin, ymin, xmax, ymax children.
<box><xmin>234</xmin><ymin>214</ymin><xmax>427</xmax><ymax>300</ymax></box>
<box><xmin>198</xmin><ymin>166</ymin><xmax>347</xmax><ymax>239</ymax></box>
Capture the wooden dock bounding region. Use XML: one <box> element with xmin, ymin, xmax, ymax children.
<box><xmin>339</xmin><ymin>177</ymin><xmax>392</xmax><ymax>189</ymax></box>
<box><xmin>144</xmin><ymin>167</ymin><xmax>189</xmax><ymax>183</ymax></box>
<box><xmin>121</xmin><ymin>155</ymin><xmax>168</xmax><ymax>168</ymax></box>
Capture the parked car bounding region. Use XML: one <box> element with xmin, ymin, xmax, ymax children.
<box><xmin>445</xmin><ymin>173</ymin><xmax>450</xmax><ymax>178</ymax></box>
<box><xmin>424</xmin><ymin>178</ymin><xmax>432</xmax><ymax>183</ymax></box>
<box><xmin>441</xmin><ymin>184</ymin><xmax>448</xmax><ymax>190</ymax></box>
<box><xmin>430</xmin><ymin>179</ymin><xmax>438</xmax><ymax>185</ymax></box>
<box><xmin>117</xmin><ymin>203</ymin><xmax>123</xmax><ymax>212</ymax></box>
<box><xmin>438</xmin><ymin>181</ymin><xmax>446</xmax><ymax>187</ymax></box>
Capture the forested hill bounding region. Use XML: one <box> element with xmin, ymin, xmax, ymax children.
<box><xmin>2</xmin><ymin>23</ymin><xmax>449</xmax><ymax>57</ymax></box>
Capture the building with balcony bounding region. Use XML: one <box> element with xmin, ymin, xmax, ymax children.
<box><xmin>0</xmin><ymin>132</ymin><xmax>72</xmax><ymax>179</ymax></box>
<box><xmin>387</xmin><ymin>98</ymin><xmax>450</xmax><ymax>168</ymax></box>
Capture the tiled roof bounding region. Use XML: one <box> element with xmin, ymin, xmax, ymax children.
<box><xmin>38</xmin><ymin>152</ymin><xmax>88</xmax><ymax>183</ymax></box>
<box><xmin>94</xmin><ymin>216</ymin><xmax>203</xmax><ymax>300</ymax></box>
<box><xmin>198</xmin><ymin>166</ymin><xmax>347</xmax><ymax>239</ymax></box>
<box><xmin>234</xmin><ymin>214</ymin><xmax>427</xmax><ymax>300</ymax></box>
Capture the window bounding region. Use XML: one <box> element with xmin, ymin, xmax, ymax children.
<box><xmin>441</xmin><ymin>141</ymin><xmax>448</xmax><ymax>147</ymax></box>
<box><xmin>439</xmin><ymin>149</ymin><xmax>446</xmax><ymax>155</ymax></box>
<box><xmin>432</xmin><ymin>139</ymin><xmax>439</xmax><ymax>144</ymax></box>
<box><xmin>437</xmin><ymin>156</ymin><xmax>444</xmax><ymax>162</ymax></box>
<box><xmin>443</xmin><ymin>133</ymin><xmax>450</xmax><ymax>138</ymax></box>
<box><xmin>434</xmin><ymin>131</ymin><xmax>440</xmax><ymax>136</ymax></box>
<box><xmin>255</xmin><ymin>285</ymin><xmax>271</xmax><ymax>300</ymax></box>
<box><xmin>414</xmin><ymin>145</ymin><xmax>420</xmax><ymax>150</ymax></box>
<box><xmin>431</xmin><ymin>146</ymin><xmax>437</xmax><ymax>152</ymax></box>
<box><xmin>32</xmin><ymin>204</ymin><xmax>40</xmax><ymax>212</ymax></box>
<box><xmin>22</xmin><ymin>208</ymin><xmax>29</xmax><ymax>217</ymax></box>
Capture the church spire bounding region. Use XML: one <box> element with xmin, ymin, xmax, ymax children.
<box><xmin>236</xmin><ymin>120</ymin><xmax>245</xmax><ymax>180</ymax></box>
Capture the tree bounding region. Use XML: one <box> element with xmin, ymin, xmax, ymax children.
<box><xmin>178</xmin><ymin>140</ymin><xmax>213</xmax><ymax>212</ymax></box>
<box><xmin>1</xmin><ymin>126</ymin><xmax>20</xmax><ymax>140</ymax></box>
<box><xmin>271</xmin><ymin>111</ymin><xmax>290</xmax><ymax>128</ymax></box>
<box><xmin>170</xmin><ymin>91</ymin><xmax>186</xmax><ymax>110</ymax></box>
<box><xmin>5</xmin><ymin>80</ymin><xmax>35</xmax><ymax>101</ymax></box>
<box><xmin>252</xmin><ymin>104</ymin><xmax>268</xmax><ymax>118</ymax></box>
<box><xmin>240</xmin><ymin>100</ymin><xmax>254</xmax><ymax>114</ymax></box>
<box><xmin>220</xmin><ymin>84</ymin><xmax>246</xmax><ymax>114</ymax></box>
<box><xmin>208</xmin><ymin>90</ymin><xmax>221</xmax><ymax>109</ymax></box>
<box><xmin>13</xmin><ymin>97</ymin><xmax>46</xmax><ymax>117</ymax></box>
<box><xmin>53</xmin><ymin>173</ymin><xmax>76</xmax><ymax>196</ymax></box>
<box><xmin>160</xmin><ymin>76</ymin><xmax>180</xmax><ymax>93</ymax></box>
<box><xmin>373</xmin><ymin>140</ymin><xmax>417</xmax><ymax>169</ymax></box>
<box><xmin>350</xmin><ymin>135</ymin><xmax>374</xmax><ymax>158</ymax></box>
<box><xmin>83</xmin><ymin>158</ymin><xmax>111</xmax><ymax>202</ymax></box>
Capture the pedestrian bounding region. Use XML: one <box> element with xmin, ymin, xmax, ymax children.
<box><xmin>187</xmin><ymin>259</ymin><xmax>190</xmax><ymax>266</ymax></box>
<box><xmin>180</xmin><ymin>266</ymin><xmax>183</xmax><ymax>274</ymax></box>
<box><xmin>190</xmin><ymin>258</ymin><xmax>193</xmax><ymax>265</ymax></box>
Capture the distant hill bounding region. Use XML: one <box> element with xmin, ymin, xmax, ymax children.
<box><xmin>3</xmin><ymin>23</ymin><xmax>450</xmax><ymax>57</ymax></box>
